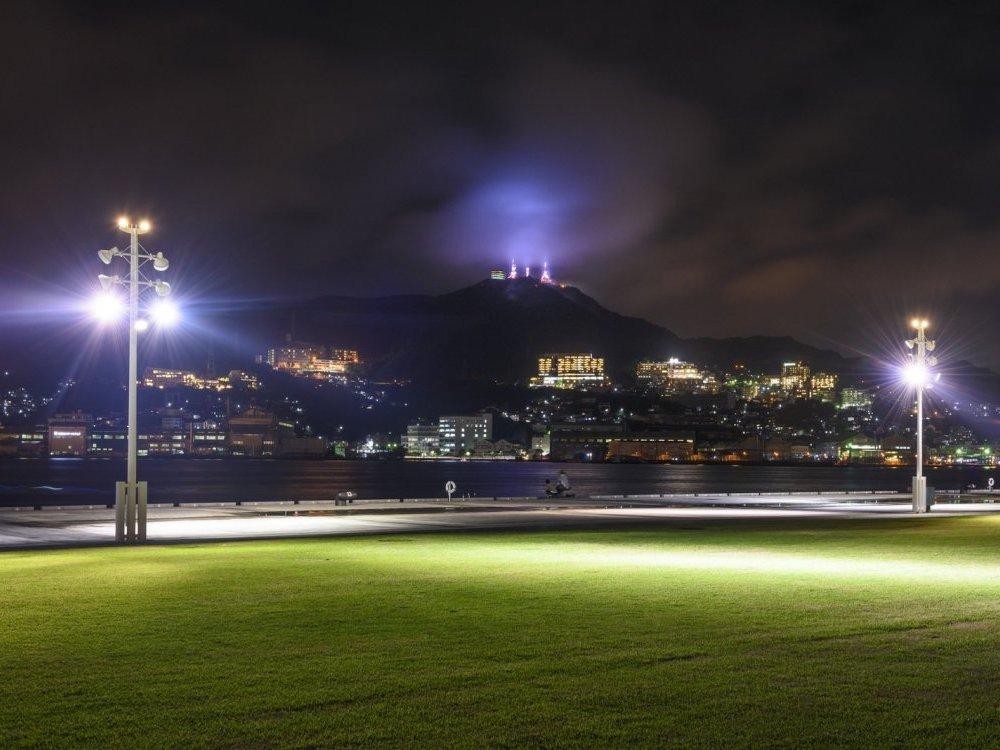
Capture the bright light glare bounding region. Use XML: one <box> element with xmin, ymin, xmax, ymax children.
<box><xmin>134</xmin><ymin>318</ymin><xmax>149</xmax><ymax>332</ymax></box>
<box><xmin>90</xmin><ymin>292</ymin><xmax>124</xmax><ymax>323</ymax></box>
<box><xmin>150</xmin><ymin>299</ymin><xmax>180</xmax><ymax>327</ymax></box>
<box><xmin>117</xmin><ymin>216</ymin><xmax>129</xmax><ymax>229</ymax></box>
<box><xmin>139</xmin><ymin>219</ymin><xmax>151</xmax><ymax>232</ymax></box>
<box><xmin>902</xmin><ymin>362</ymin><xmax>930</xmax><ymax>387</ymax></box>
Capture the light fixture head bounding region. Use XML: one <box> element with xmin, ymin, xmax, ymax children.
<box><xmin>90</xmin><ymin>291</ymin><xmax>124</xmax><ymax>323</ymax></box>
<box><xmin>902</xmin><ymin>362</ymin><xmax>930</xmax><ymax>387</ymax></box>
<box><xmin>98</xmin><ymin>273</ymin><xmax>117</xmax><ymax>290</ymax></box>
<box><xmin>134</xmin><ymin>318</ymin><xmax>149</xmax><ymax>332</ymax></box>
<box><xmin>138</xmin><ymin>219</ymin><xmax>151</xmax><ymax>233</ymax></box>
<box><xmin>98</xmin><ymin>247</ymin><xmax>117</xmax><ymax>265</ymax></box>
<box><xmin>150</xmin><ymin>298</ymin><xmax>179</xmax><ymax>327</ymax></box>
<box><xmin>152</xmin><ymin>251</ymin><xmax>169</xmax><ymax>272</ymax></box>
<box><xmin>153</xmin><ymin>280</ymin><xmax>171</xmax><ymax>297</ymax></box>
<box><xmin>117</xmin><ymin>216</ymin><xmax>130</xmax><ymax>230</ymax></box>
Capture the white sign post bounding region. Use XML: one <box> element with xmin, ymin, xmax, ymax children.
<box><xmin>445</xmin><ymin>480</ymin><xmax>456</xmax><ymax>500</ymax></box>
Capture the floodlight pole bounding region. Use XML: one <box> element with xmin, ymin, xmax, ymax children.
<box><xmin>126</xmin><ymin>224</ymin><xmax>140</xmax><ymax>541</ymax></box>
<box><xmin>99</xmin><ymin>217</ymin><xmax>168</xmax><ymax>543</ymax></box>
<box><xmin>906</xmin><ymin>320</ymin><xmax>935</xmax><ymax>513</ymax></box>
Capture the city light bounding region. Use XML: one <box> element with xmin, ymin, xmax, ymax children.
<box><xmin>150</xmin><ymin>298</ymin><xmax>180</xmax><ymax>327</ymax></box>
<box><xmin>90</xmin><ymin>291</ymin><xmax>124</xmax><ymax>322</ymax></box>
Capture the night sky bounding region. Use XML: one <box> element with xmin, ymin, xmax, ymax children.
<box><xmin>3</xmin><ymin>1</ymin><xmax>999</xmax><ymax>368</ymax></box>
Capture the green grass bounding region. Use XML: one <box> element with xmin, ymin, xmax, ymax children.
<box><xmin>2</xmin><ymin>516</ymin><xmax>1000</xmax><ymax>748</ymax></box>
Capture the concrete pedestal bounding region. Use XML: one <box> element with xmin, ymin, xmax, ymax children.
<box><xmin>115</xmin><ymin>480</ymin><xmax>148</xmax><ymax>542</ymax></box>
<box><xmin>912</xmin><ymin>476</ymin><xmax>929</xmax><ymax>513</ymax></box>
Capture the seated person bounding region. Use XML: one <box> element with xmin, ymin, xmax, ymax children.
<box><xmin>556</xmin><ymin>470</ymin><xmax>571</xmax><ymax>495</ymax></box>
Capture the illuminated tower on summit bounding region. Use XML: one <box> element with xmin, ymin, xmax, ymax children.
<box><xmin>508</xmin><ymin>260</ymin><xmax>518</xmax><ymax>279</ymax></box>
<box><xmin>525</xmin><ymin>265</ymin><xmax>531</xmax><ymax>278</ymax></box>
<box><xmin>540</xmin><ymin>261</ymin><xmax>552</xmax><ymax>284</ymax></box>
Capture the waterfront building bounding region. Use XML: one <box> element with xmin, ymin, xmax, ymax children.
<box><xmin>87</xmin><ymin>428</ymin><xmax>186</xmax><ymax>457</ymax></box>
<box><xmin>0</xmin><ymin>429</ymin><xmax>16</xmax><ymax>457</ymax></box>
<box><xmin>605</xmin><ymin>432</ymin><xmax>695</xmax><ymax>462</ymax></box>
<box><xmin>439</xmin><ymin>414</ymin><xmax>493</xmax><ymax>455</ymax></box>
<box><xmin>229</xmin><ymin>407</ymin><xmax>280</xmax><ymax>457</ymax></box>
<box><xmin>548</xmin><ymin>422</ymin><xmax>626</xmax><ymax>461</ymax></box>
<box><xmin>405</xmin><ymin>423</ymin><xmax>441</xmax><ymax>457</ymax></box>
<box><xmin>790</xmin><ymin>444</ymin><xmax>812</xmax><ymax>461</ymax></box>
<box><xmin>87</xmin><ymin>430</ymin><xmax>125</xmax><ymax>456</ymax></box>
<box><xmin>530</xmin><ymin>353</ymin><xmax>607</xmax><ymax>389</ymax></box>
<box><xmin>146</xmin><ymin>430</ymin><xmax>187</xmax><ymax>456</ymax></box>
<box><xmin>470</xmin><ymin>438</ymin><xmax>523</xmax><ymax>458</ymax></box>
<box><xmin>0</xmin><ymin>428</ymin><xmax>45</xmax><ymax>457</ymax></box>
<box><xmin>189</xmin><ymin>420</ymin><xmax>229</xmax><ymax>456</ymax></box>
<box><xmin>48</xmin><ymin>412</ymin><xmax>91</xmax><ymax>456</ymax></box>
<box><xmin>278</xmin><ymin>436</ymin><xmax>329</xmax><ymax>457</ymax></box>
<box><xmin>353</xmin><ymin>433</ymin><xmax>399</xmax><ymax>458</ymax></box>
<box><xmin>812</xmin><ymin>441</ymin><xmax>839</xmax><ymax>461</ymax></box>
<box><xmin>490</xmin><ymin>269</ymin><xmax>506</xmax><ymax>281</ymax></box>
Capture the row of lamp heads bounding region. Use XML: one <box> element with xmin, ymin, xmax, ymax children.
<box><xmin>902</xmin><ymin>317</ymin><xmax>939</xmax><ymax>388</ymax></box>
<box><xmin>91</xmin><ymin>217</ymin><xmax>178</xmax><ymax>329</ymax></box>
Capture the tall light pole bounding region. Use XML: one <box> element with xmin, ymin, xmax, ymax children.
<box><xmin>903</xmin><ymin>318</ymin><xmax>936</xmax><ymax>513</ymax></box>
<box><xmin>96</xmin><ymin>217</ymin><xmax>173</xmax><ymax>543</ymax></box>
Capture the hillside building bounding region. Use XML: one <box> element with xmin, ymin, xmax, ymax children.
<box><xmin>530</xmin><ymin>353</ymin><xmax>607</xmax><ymax>389</ymax></box>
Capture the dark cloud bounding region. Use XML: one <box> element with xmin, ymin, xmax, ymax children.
<box><xmin>1</xmin><ymin>1</ymin><xmax>999</xmax><ymax>368</ymax></box>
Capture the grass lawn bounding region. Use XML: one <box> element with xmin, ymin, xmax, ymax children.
<box><xmin>2</xmin><ymin>515</ymin><xmax>1000</xmax><ymax>748</ymax></box>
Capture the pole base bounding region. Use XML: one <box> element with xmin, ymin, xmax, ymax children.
<box><xmin>912</xmin><ymin>476</ymin><xmax>929</xmax><ymax>513</ymax></box>
<box><xmin>115</xmin><ymin>482</ymin><xmax>127</xmax><ymax>542</ymax></box>
<box><xmin>115</xmin><ymin>481</ymin><xmax>148</xmax><ymax>543</ymax></box>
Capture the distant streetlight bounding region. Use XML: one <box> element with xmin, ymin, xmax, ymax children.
<box><xmin>94</xmin><ymin>216</ymin><xmax>176</xmax><ymax>542</ymax></box>
<box><xmin>904</xmin><ymin>318</ymin><xmax>937</xmax><ymax>513</ymax></box>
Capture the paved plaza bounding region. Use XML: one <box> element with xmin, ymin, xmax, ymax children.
<box><xmin>1</xmin><ymin>493</ymin><xmax>998</xmax><ymax>549</ymax></box>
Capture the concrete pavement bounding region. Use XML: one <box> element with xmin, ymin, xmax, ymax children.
<box><xmin>1</xmin><ymin>493</ymin><xmax>999</xmax><ymax>550</ymax></box>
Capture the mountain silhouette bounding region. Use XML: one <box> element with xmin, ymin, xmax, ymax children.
<box><xmin>258</xmin><ymin>277</ymin><xmax>850</xmax><ymax>382</ymax></box>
